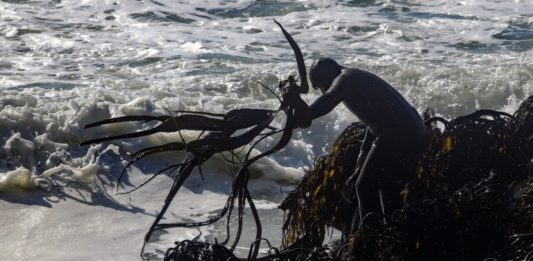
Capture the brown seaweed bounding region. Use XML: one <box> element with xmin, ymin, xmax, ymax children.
<box><xmin>277</xmin><ymin>97</ymin><xmax>533</xmax><ymax>260</ymax></box>
<box><xmin>273</xmin><ymin>19</ymin><xmax>309</xmax><ymax>94</ymax></box>
<box><xmin>80</xmin><ymin>20</ymin><xmax>312</xmax><ymax>260</ymax></box>
<box><xmin>160</xmin><ymin>97</ymin><xmax>532</xmax><ymax>261</ymax></box>
<box><xmin>81</xmin><ymin>73</ymin><xmax>303</xmax><ymax>261</ymax></box>
<box><xmin>80</xmin><ymin>19</ymin><xmax>533</xmax><ymax>260</ymax></box>
<box><xmin>81</xmin><ymin>109</ymin><xmax>276</xmax><ymax>145</ymax></box>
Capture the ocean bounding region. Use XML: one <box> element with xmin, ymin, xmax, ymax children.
<box><xmin>1</xmin><ymin>0</ymin><xmax>532</xmax><ymax>259</ymax></box>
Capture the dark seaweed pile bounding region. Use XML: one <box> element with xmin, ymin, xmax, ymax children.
<box><xmin>163</xmin><ymin>96</ymin><xmax>532</xmax><ymax>260</ymax></box>
<box><xmin>281</xmin><ymin>96</ymin><xmax>533</xmax><ymax>261</ymax></box>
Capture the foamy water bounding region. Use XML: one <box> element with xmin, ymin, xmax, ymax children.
<box><xmin>1</xmin><ymin>0</ymin><xmax>532</xmax><ymax>259</ymax></box>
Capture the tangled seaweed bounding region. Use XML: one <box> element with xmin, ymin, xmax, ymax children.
<box><xmin>159</xmin><ymin>98</ymin><xmax>532</xmax><ymax>261</ymax></box>
<box><xmin>163</xmin><ymin>240</ymin><xmax>238</xmax><ymax>261</ymax></box>
<box><xmin>82</xmin><ymin>77</ymin><xmax>300</xmax><ymax>259</ymax></box>
<box><xmin>82</xmin><ymin>19</ymin><xmax>532</xmax><ymax>260</ymax></box>
<box><xmin>280</xmin><ymin>96</ymin><xmax>533</xmax><ymax>261</ymax></box>
<box><xmin>82</xmin><ymin>20</ymin><xmax>312</xmax><ymax>260</ymax></box>
<box><xmin>279</xmin><ymin>122</ymin><xmax>365</xmax><ymax>249</ymax></box>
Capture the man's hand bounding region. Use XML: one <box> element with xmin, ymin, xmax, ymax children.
<box><xmin>281</xmin><ymin>81</ymin><xmax>312</xmax><ymax>129</ymax></box>
<box><xmin>293</xmin><ymin>95</ymin><xmax>312</xmax><ymax>128</ymax></box>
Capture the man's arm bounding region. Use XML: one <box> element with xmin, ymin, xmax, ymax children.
<box><xmin>295</xmin><ymin>75</ymin><xmax>348</xmax><ymax>128</ymax></box>
<box><xmin>310</xmin><ymin>75</ymin><xmax>347</xmax><ymax>119</ymax></box>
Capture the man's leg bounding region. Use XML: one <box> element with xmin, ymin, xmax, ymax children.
<box><xmin>379</xmin><ymin>139</ymin><xmax>426</xmax><ymax>219</ymax></box>
<box><xmin>348</xmin><ymin>206</ymin><xmax>359</xmax><ymax>237</ymax></box>
<box><xmin>352</xmin><ymin>142</ymin><xmax>385</xmax><ymax>233</ymax></box>
<box><xmin>379</xmin><ymin>181</ymin><xmax>401</xmax><ymax>219</ymax></box>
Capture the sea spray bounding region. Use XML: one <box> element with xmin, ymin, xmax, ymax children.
<box><xmin>0</xmin><ymin>0</ymin><xmax>531</xmax><ymax>259</ymax></box>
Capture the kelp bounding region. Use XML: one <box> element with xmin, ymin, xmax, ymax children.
<box><xmin>279</xmin><ymin>122</ymin><xmax>365</xmax><ymax>249</ymax></box>
<box><xmin>160</xmin><ymin>97</ymin><xmax>532</xmax><ymax>261</ymax></box>
<box><xmin>279</xmin><ymin>96</ymin><xmax>533</xmax><ymax>260</ymax></box>
<box><xmin>81</xmin><ymin>20</ymin><xmax>309</xmax><ymax>260</ymax></box>
<box><xmin>81</xmin><ymin>19</ymin><xmax>532</xmax><ymax>259</ymax></box>
<box><xmin>163</xmin><ymin>240</ymin><xmax>238</xmax><ymax>261</ymax></box>
<box><xmin>82</xmin><ymin>78</ymin><xmax>296</xmax><ymax>259</ymax></box>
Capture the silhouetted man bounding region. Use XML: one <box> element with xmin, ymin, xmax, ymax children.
<box><xmin>295</xmin><ymin>58</ymin><xmax>427</xmax><ymax>233</ymax></box>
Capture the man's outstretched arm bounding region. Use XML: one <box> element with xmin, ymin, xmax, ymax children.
<box><xmin>295</xmin><ymin>76</ymin><xmax>348</xmax><ymax>128</ymax></box>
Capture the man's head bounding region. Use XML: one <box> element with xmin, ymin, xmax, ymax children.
<box><xmin>309</xmin><ymin>58</ymin><xmax>342</xmax><ymax>93</ymax></box>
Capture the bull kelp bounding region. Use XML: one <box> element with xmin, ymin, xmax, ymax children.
<box><xmin>81</xmin><ymin>20</ymin><xmax>311</xmax><ymax>260</ymax></box>
<box><xmin>81</xmin><ymin>21</ymin><xmax>532</xmax><ymax>261</ymax></box>
<box><xmin>279</xmin><ymin>96</ymin><xmax>532</xmax><ymax>260</ymax></box>
<box><xmin>159</xmin><ymin>97</ymin><xmax>532</xmax><ymax>261</ymax></box>
<box><xmin>159</xmin><ymin>96</ymin><xmax>531</xmax><ymax>260</ymax></box>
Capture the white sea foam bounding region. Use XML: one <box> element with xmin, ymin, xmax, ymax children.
<box><xmin>0</xmin><ymin>0</ymin><xmax>532</xmax><ymax>259</ymax></box>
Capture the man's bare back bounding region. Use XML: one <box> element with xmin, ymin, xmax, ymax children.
<box><xmin>310</xmin><ymin>67</ymin><xmax>425</xmax><ymax>139</ymax></box>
